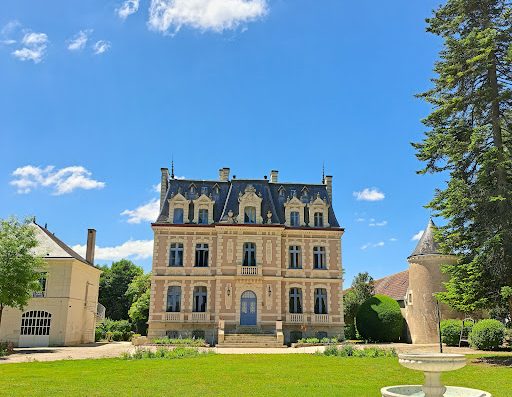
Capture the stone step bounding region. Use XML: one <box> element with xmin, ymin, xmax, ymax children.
<box><xmin>224</xmin><ymin>337</ymin><xmax>277</xmax><ymax>342</ymax></box>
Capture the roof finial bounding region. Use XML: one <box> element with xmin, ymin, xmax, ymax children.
<box><xmin>171</xmin><ymin>156</ymin><xmax>175</xmax><ymax>180</ymax></box>
<box><xmin>322</xmin><ymin>162</ymin><xmax>325</xmax><ymax>184</ymax></box>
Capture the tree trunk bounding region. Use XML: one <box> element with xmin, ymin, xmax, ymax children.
<box><xmin>0</xmin><ymin>305</ymin><xmax>3</xmax><ymax>332</ymax></box>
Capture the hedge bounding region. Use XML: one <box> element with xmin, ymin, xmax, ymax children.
<box><xmin>469</xmin><ymin>319</ymin><xmax>505</xmax><ymax>351</ymax></box>
<box><xmin>355</xmin><ymin>294</ymin><xmax>403</xmax><ymax>342</ymax></box>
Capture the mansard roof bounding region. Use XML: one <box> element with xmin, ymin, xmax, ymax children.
<box><xmin>409</xmin><ymin>218</ymin><xmax>442</xmax><ymax>258</ymax></box>
<box><xmin>155</xmin><ymin>177</ymin><xmax>341</xmax><ymax>228</ymax></box>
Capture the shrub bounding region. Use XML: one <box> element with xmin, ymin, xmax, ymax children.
<box><xmin>469</xmin><ymin>319</ymin><xmax>506</xmax><ymax>351</ymax></box>
<box><xmin>0</xmin><ymin>342</ymin><xmax>14</xmax><ymax>357</ymax></box>
<box><xmin>152</xmin><ymin>337</ymin><xmax>206</xmax><ymax>347</ymax></box>
<box><xmin>121</xmin><ymin>347</ymin><xmax>212</xmax><ymax>360</ymax></box>
<box><xmin>355</xmin><ymin>294</ymin><xmax>403</xmax><ymax>342</ymax></box>
<box><xmin>96</xmin><ymin>319</ymin><xmax>133</xmax><ymax>342</ymax></box>
<box><xmin>344</xmin><ymin>323</ymin><xmax>357</xmax><ymax>340</ymax></box>
<box><xmin>321</xmin><ymin>345</ymin><xmax>396</xmax><ymax>358</ymax></box>
<box><xmin>440</xmin><ymin>319</ymin><xmax>473</xmax><ymax>347</ymax></box>
<box><xmin>296</xmin><ymin>337</ymin><xmax>338</xmax><ymax>345</ymax></box>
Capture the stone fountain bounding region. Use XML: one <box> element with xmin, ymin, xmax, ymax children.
<box><xmin>381</xmin><ymin>353</ymin><xmax>491</xmax><ymax>397</ymax></box>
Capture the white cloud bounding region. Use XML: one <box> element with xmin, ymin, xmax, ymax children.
<box><xmin>67</xmin><ymin>30</ymin><xmax>92</xmax><ymax>51</ymax></box>
<box><xmin>118</xmin><ymin>0</ymin><xmax>140</xmax><ymax>19</ymax></box>
<box><xmin>121</xmin><ymin>198</ymin><xmax>160</xmax><ymax>224</ymax></box>
<box><xmin>10</xmin><ymin>165</ymin><xmax>105</xmax><ymax>195</ymax></box>
<box><xmin>361</xmin><ymin>241</ymin><xmax>385</xmax><ymax>250</ymax></box>
<box><xmin>369</xmin><ymin>220</ymin><xmax>387</xmax><ymax>227</ymax></box>
<box><xmin>389</xmin><ymin>237</ymin><xmax>398</xmax><ymax>242</ymax></box>
<box><xmin>1</xmin><ymin>20</ymin><xmax>21</xmax><ymax>44</ymax></box>
<box><xmin>93</xmin><ymin>40</ymin><xmax>111</xmax><ymax>55</ymax></box>
<box><xmin>12</xmin><ymin>32</ymin><xmax>48</xmax><ymax>63</ymax></box>
<box><xmin>411</xmin><ymin>230</ymin><xmax>424</xmax><ymax>241</ymax></box>
<box><xmin>353</xmin><ymin>188</ymin><xmax>385</xmax><ymax>202</ymax></box>
<box><xmin>355</xmin><ymin>217</ymin><xmax>365</xmax><ymax>222</ymax></box>
<box><xmin>72</xmin><ymin>239</ymin><xmax>153</xmax><ymax>261</ymax></box>
<box><xmin>148</xmin><ymin>0</ymin><xmax>268</xmax><ymax>34</ymax></box>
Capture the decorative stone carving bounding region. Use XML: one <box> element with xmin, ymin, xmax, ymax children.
<box><xmin>225</xmin><ymin>283</ymin><xmax>233</xmax><ymax>310</ymax></box>
<box><xmin>284</xmin><ymin>196</ymin><xmax>306</xmax><ymax>226</ymax></box>
<box><xmin>308</xmin><ymin>195</ymin><xmax>330</xmax><ymax>227</ymax></box>
<box><xmin>236</xmin><ymin>185</ymin><xmax>263</xmax><ymax>224</ymax></box>
<box><xmin>192</xmin><ymin>194</ymin><xmax>215</xmax><ymax>224</ymax></box>
<box><xmin>168</xmin><ymin>192</ymin><xmax>191</xmax><ymax>223</ymax></box>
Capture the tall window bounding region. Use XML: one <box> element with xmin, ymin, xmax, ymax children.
<box><xmin>243</xmin><ymin>242</ymin><xmax>256</xmax><ymax>266</ymax></box>
<box><xmin>244</xmin><ymin>206</ymin><xmax>256</xmax><ymax>224</ymax></box>
<box><xmin>289</xmin><ymin>245</ymin><xmax>301</xmax><ymax>269</ymax></box>
<box><xmin>193</xmin><ymin>286</ymin><xmax>207</xmax><ymax>312</ymax></box>
<box><xmin>314</xmin><ymin>212</ymin><xmax>324</xmax><ymax>227</ymax></box>
<box><xmin>166</xmin><ymin>286</ymin><xmax>181</xmax><ymax>312</ymax></box>
<box><xmin>313</xmin><ymin>246</ymin><xmax>326</xmax><ymax>269</ymax></box>
<box><xmin>290</xmin><ymin>211</ymin><xmax>300</xmax><ymax>227</ymax></box>
<box><xmin>195</xmin><ymin>243</ymin><xmax>209</xmax><ymax>267</ymax></box>
<box><xmin>169</xmin><ymin>243</ymin><xmax>184</xmax><ymax>267</ymax></box>
<box><xmin>198</xmin><ymin>209</ymin><xmax>208</xmax><ymax>224</ymax></box>
<box><xmin>289</xmin><ymin>288</ymin><xmax>303</xmax><ymax>314</ymax></box>
<box><xmin>314</xmin><ymin>288</ymin><xmax>328</xmax><ymax>314</ymax></box>
<box><xmin>173</xmin><ymin>208</ymin><xmax>184</xmax><ymax>224</ymax></box>
<box><xmin>33</xmin><ymin>272</ymin><xmax>47</xmax><ymax>298</ymax></box>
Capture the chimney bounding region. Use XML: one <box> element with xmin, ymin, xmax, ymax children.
<box><xmin>219</xmin><ymin>167</ymin><xmax>230</xmax><ymax>182</ymax></box>
<box><xmin>160</xmin><ymin>168</ymin><xmax>169</xmax><ymax>210</ymax></box>
<box><xmin>86</xmin><ymin>229</ymin><xmax>96</xmax><ymax>265</ymax></box>
<box><xmin>270</xmin><ymin>170</ymin><xmax>278</xmax><ymax>183</ymax></box>
<box><xmin>325</xmin><ymin>175</ymin><xmax>333</xmax><ymax>201</ymax></box>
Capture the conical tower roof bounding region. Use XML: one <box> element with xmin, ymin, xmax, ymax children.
<box><xmin>409</xmin><ymin>218</ymin><xmax>442</xmax><ymax>258</ymax></box>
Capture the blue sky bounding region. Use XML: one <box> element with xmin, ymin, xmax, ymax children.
<box><xmin>0</xmin><ymin>0</ymin><xmax>447</xmax><ymax>285</ymax></box>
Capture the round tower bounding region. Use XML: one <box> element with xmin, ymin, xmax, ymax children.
<box><xmin>405</xmin><ymin>219</ymin><xmax>458</xmax><ymax>344</ymax></box>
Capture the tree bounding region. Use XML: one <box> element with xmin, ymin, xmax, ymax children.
<box><xmin>344</xmin><ymin>272</ymin><xmax>375</xmax><ymax>326</ymax></box>
<box><xmin>99</xmin><ymin>259</ymin><xmax>143</xmax><ymax>320</ymax></box>
<box><xmin>126</xmin><ymin>272</ymin><xmax>151</xmax><ymax>334</ymax></box>
<box><xmin>0</xmin><ymin>217</ymin><xmax>44</xmax><ymax>330</ymax></box>
<box><xmin>413</xmin><ymin>0</ymin><xmax>512</xmax><ymax>317</ymax></box>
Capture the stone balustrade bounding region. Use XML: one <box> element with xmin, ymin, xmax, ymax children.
<box><xmin>237</xmin><ymin>265</ymin><xmax>262</xmax><ymax>276</ymax></box>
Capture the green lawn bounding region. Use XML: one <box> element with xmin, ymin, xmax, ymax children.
<box><xmin>0</xmin><ymin>354</ymin><xmax>510</xmax><ymax>397</ymax></box>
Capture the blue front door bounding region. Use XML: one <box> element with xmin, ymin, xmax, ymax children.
<box><xmin>240</xmin><ymin>291</ymin><xmax>257</xmax><ymax>326</ymax></box>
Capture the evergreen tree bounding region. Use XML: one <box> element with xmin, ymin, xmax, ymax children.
<box><xmin>344</xmin><ymin>272</ymin><xmax>375</xmax><ymax>327</ymax></box>
<box><xmin>414</xmin><ymin>0</ymin><xmax>512</xmax><ymax>316</ymax></box>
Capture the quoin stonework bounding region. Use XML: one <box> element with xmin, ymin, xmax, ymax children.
<box><xmin>147</xmin><ymin>167</ymin><xmax>344</xmax><ymax>345</ymax></box>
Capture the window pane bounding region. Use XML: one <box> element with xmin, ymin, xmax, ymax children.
<box><xmin>198</xmin><ymin>209</ymin><xmax>208</xmax><ymax>224</ymax></box>
<box><xmin>244</xmin><ymin>207</ymin><xmax>256</xmax><ymax>223</ymax></box>
<box><xmin>174</xmin><ymin>208</ymin><xmax>184</xmax><ymax>224</ymax></box>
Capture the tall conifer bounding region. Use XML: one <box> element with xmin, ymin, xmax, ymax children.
<box><xmin>414</xmin><ymin>0</ymin><xmax>512</xmax><ymax>317</ymax></box>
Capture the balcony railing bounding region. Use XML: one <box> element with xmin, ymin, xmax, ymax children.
<box><xmin>163</xmin><ymin>312</ymin><xmax>184</xmax><ymax>322</ymax></box>
<box><xmin>237</xmin><ymin>265</ymin><xmax>262</xmax><ymax>276</ymax></box>
<box><xmin>32</xmin><ymin>291</ymin><xmax>46</xmax><ymax>298</ymax></box>
<box><xmin>286</xmin><ymin>313</ymin><xmax>305</xmax><ymax>323</ymax></box>
<box><xmin>313</xmin><ymin>314</ymin><xmax>330</xmax><ymax>323</ymax></box>
<box><xmin>191</xmin><ymin>312</ymin><xmax>209</xmax><ymax>322</ymax></box>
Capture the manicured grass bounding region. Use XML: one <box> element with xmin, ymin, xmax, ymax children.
<box><xmin>0</xmin><ymin>354</ymin><xmax>510</xmax><ymax>397</ymax></box>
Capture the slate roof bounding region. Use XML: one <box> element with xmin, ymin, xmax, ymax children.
<box><xmin>31</xmin><ymin>222</ymin><xmax>91</xmax><ymax>266</ymax></box>
<box><xmin>155</xmin><ymin>177</ymin><xmax>341</xmax><ymax>228</ymax></box>
<box><xmin>373</xmin><ymin>270</ymin><xmax>409</xmax><ymax>301</ymax></box>
<box><xmin>409</xmin><ymin>219</ymin><xmax>442</xmax><ymax>258</ymax></box>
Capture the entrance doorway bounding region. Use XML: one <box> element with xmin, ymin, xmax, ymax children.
<box><xmin>240</xmin><ymin>291</ymin><xmax>257</xmax><ymax>326</ymax></box>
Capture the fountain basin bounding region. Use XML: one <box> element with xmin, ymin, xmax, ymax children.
<box><xmin>399</xmin><ymin>354</ymin><xmax>467</xmax><ymax>373</ymax></box>
<box><xmin>381</xmin><ymin>385</ymin><xmax>491</xmax><ymax>397</ymax></box>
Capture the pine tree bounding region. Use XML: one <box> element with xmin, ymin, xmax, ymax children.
<box><xmin>414</xmin><ymin>0</ymin><xmax>512</xmax><ymax>318</ymax></box>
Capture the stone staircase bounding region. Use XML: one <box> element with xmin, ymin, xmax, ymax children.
<box><xmin>217</xmin><ymin>333</ymin><xmax>285</xmax><ymax>348</ymax></box>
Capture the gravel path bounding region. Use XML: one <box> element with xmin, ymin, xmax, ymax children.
<box><xmin>1</xmin><ymin>342</ymin><xmax>507</xmax><ymax>363</ymax></box>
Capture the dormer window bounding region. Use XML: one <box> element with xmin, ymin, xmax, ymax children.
<box><xmin>201</xmin><ymin>186</ymin><xmax>208</xmax><ymax>195</ymax></box>
<box><xmin>290</xmin><ymin>211</ymin><xmax>300</xmax><ymax>227</ymax></box>
<box><xmin>198</xmin><ymin>209</ymin><xmax>209</xmax><ymax>224</ymax></box>
<box><xmin>314</xmin><ymin>212</ymin><xmax>324</xmax><ymax>227</ymax></box>
<box><xmin>173</xmin><ymin>208</ymin><xmax>184</xmax><ymax>224</ymax></box>
<box><xmin>244</xmin><ymin>206</ymin><xmax>256</xmax><ymax>224</ymax></box>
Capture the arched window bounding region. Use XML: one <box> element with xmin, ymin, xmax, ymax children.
<box><xmin>314</xmin><ymin>212</ymin><xmax>324</xmax><ymax>227</ymax></box>
<box><xmin>173</xmin><ymin>208</ymin><xmax>184</xmax><ymax>224</ymax></box>
<box><xmin>167</xmin><ymin>286</ymin><xmax>181</xmax><ymax>312</ymax></box>
<box><xmin>169</xmin><ymin>243</ymin><xmax>184</xmax><ymax>267</ymax></box>
<box><xmin>198</xmin><ymin>209</ymin><xmax>208</xmax><ymax>224</ymax></box>
<box><xmin>193</xmin><ymin>286</ymin><xmax>207</xmax><ymax>312</ymax></box>
<box><xmin>313</xmin><ymin>246</ymin><xmax>326</xmax><ymax>269</ymax></box>
<box><xmin>289</xmin><ymin>245</ymin><xmax>301</xmax><ymax>269</ymax></box>
<box><xmin>244</xmin><ymin>206</ymin><xmax>256</xmax><ymax>224</ymax></box>
<box><xmin>290</xmin><ymin>211</ymin><xmax>300</xmax><ymax>227</ymax></box>
<box><xmin>243</xmin><ymin>242</ymin><xmax>256</xmax><ymax>266</ymax></box>
<box><xmin>20</xmin><ymin>311</ymin><xmax>51</xmax><ymax>336</ymax></box>
<box><xmin>195</xmin><ymin>243</ymin><xmax>209</xmax><ymax>267</ymax></box>
<box><xmin>289</xmin><ymin>288</ymin><xmax>303</xmax><ymax>314</ymax></box>
<box><xmin>314</xmin><ymin>288</ymin><xmax>328</xmax><ymax>314</ymax></box>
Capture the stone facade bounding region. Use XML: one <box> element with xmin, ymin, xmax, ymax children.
<box><xmin>147</xmin><ymin>168</ymin><xmax>344</xmax><ymax>345</ymax></box>
<box><xmin>0</xmin><ymin>223</ymin><xmax>101</xmax><ymax>347</ymax></box>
